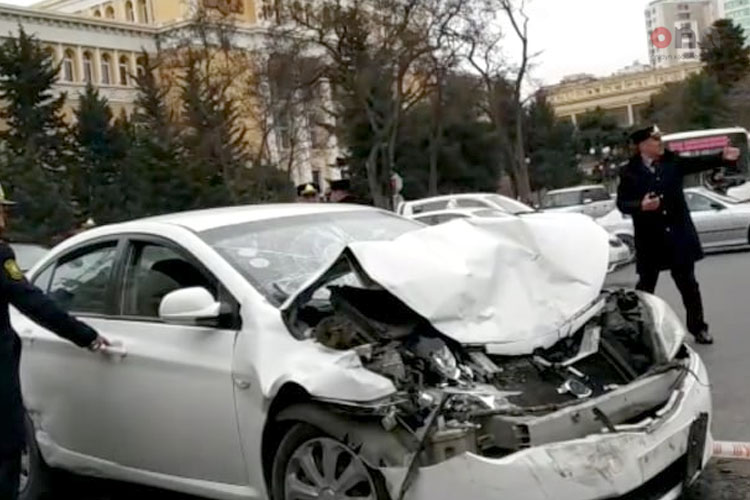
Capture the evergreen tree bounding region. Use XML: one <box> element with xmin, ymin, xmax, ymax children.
<box><xmin>73</xmin><ymin>84</ymin><xmax>130</xmax><ymax>224</ymax></box>
<box><xmin>701</xmin><ymin>19</ymin><xmax>750</xmax><ymax>88</ymax></box>
<box><xmin>0</xmin><ymin>26</ymin><xmax>74</xmax><ymax>243</ymax></box>
<box><xmin>128</xmin><ymin>52</ymin><xmax>192</xmax><ymax>217</ymax></box>
<box><xmin>180</xmin><ymin>50</ymin><xmax>250</xmax><ymax>207</ymax></box>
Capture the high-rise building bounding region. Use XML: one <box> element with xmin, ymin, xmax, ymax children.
<box><xmin>645</xmin><ymin>0</ymin><xmax>715</xmax><ymax>68</ymax></box>
<box><xmin>717</xmin><ymin>0</ymin><xmax>750</xmax><ymax>36</ymax></box>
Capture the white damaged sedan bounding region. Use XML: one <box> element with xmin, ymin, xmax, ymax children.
<box><xmin>15</xmin><ymin>204</ymin><xmax>711</xmax><ymax>500</ymax></box>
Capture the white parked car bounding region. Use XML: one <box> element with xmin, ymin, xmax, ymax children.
<box><xmin>16</xmin><ymin>204</ymin><xmax>711</xmax><ymax>500</ymax></box>
<box><xmin>397</xmin><ymin>193</ymin><xmax>535</xmax><ymax>217</ymax></box>
<box><xmin>542</xmin><ymin>185</ymin><xmax>615</xmax><ymax>218</ymax></box>
<box><xmin>409</xmin><ymin>208</ymin><xmax>631</xmax><ymax>273</ymax></box>
<box><xmin>598</xmin><ymin>187</ymin><xmax>750</xmax><ymax>252</ymax></box>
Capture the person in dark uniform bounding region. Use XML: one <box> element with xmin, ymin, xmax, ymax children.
<box><xmin>617</xmin><ymin>125</ymin><xmax>740</xmax><ymax>345</ymax></box>
<box><xmin>0</xmin><ymin>185</ymin><xmax>108</xmax><ymax>500</ymax></box>
<box><xmin>296</xmin><ymin>183</ymin><xmax>320</xmax><ymax>203</ymax></box>
<box><xmin>328</xmin><ymin>179</ymin><xmax>358</xmax><ymax>203</ymax></box>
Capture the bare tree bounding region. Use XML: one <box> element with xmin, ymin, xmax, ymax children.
<box><xmin>462</xmin><ymin>0</ymin><xmax>537</xmax><ymax>202</ymax></box>
<box><xmin>273</xmin><ymin>0</ymin><xmax>468</xmax><ymax>208</ymax></box>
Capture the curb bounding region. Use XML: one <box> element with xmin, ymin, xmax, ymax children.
<box><xmin>713</xmin><ymin>441</ymin><xmax>750</xmax><ymax>460</ymax></box>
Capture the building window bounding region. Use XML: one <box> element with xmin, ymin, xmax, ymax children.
<box><xmin>119</xmin><ymin>56</ymin><xmax>129</xmax><ymax>85</ymax></box>
<box><xmin>63</xmin><ymin>50</ymin><xmax>75</xmax><ymax>82</ymax></box>
<box><xmin>261</xmin><ymin>0</ymin><xmax>274</xmax><ymax>20</ymax></box>
<box><xmin>126</xmin><ymin>1</ymin><xmax>135</xmax><ymax>22</ymax></box>
<box><xmin>136</xmin><ymin>56</ymin><xmax>146</xmax><ymax>79</ymax></box>
<box><xmin>101</xmin><ymin>54</ymin><xmax>112</xmax><ymax>85</ymax></box>
<box><xmin>83</xmin><ymin>52</ymin><xmax>94</xmax><ymax>83</ymax></box>
<box><xmin>93</xmin><ymin>9</ymin><xmax>102</xmax><ymax>17</ymax></box>
<box><xmin>105</xmin><ymin>6</ymin><xmax>115</xmax><ymax>18</ymax></box>
<box><xmin>678</xmin><ymin>13</ymin><xmax>690</xmax><ymax>20</ymax></box>
<box><xmin>138</xmin><ymin>0</ymin><xmax>148</xmax><ymax>23</ymax></box>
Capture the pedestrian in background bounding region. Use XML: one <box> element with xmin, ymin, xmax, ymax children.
<box><xmin>617</xmin><ymin>125</ymin><xmax>740</xmax><ymax>345</ymax></box>
<box><xmin>327</xmin><ymin>179</ymin><xmax>359</xmax><ymax>204</ymax></box>
<box><xmin>0</xmin><ymin>185</ymin><xmax>109</xmax><ymax>500</ymax></box>
<box><xmin>296</xmin><ymin>183</ymin><xmax>320</xmax><ymax>203</ymax></box>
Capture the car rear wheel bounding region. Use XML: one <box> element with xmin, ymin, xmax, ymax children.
<box><xmin>19</xmin><ymin>414</ymin><xmax>53</xmax><ymax>500</ymax></box>
<box><xmin>271</xmin><ymin>423</ymin><xmax>389</xmax><ymax>500</ymax></box>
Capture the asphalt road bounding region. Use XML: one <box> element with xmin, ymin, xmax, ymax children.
<box><xmin>48</xmin><ymin>251</ymin><xmax>750</xmax><ymax>499</ymax></box>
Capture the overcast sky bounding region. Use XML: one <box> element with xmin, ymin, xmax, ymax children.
<box><xmin>1</xmin><ymin>0</ymin><xmax>654</xmax><ymax>85</ymax></box>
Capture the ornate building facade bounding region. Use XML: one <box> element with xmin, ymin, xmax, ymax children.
<box><xmin>2</xmin><ymin>0</ymin><xmax>340</xmax><ymax>189</ymax></box>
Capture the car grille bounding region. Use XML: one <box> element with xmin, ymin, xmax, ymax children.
<box><xmin>616</xmin><ymin>455</ymin><xmax>686</xmax><ymax>500</ymax></box>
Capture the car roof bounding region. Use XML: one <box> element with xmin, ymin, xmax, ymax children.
<box><xmin>545</xmin><ymin>185</ymin><xmax>607</xmax><ymax>195</ymax></box>
<box><xmin>402</xmin><ymin>193</ymin><xmax>500</xmax><ymax>205</ymax></box>
<box><xmin>410</xmin><ymin>208</ymin><xmax>506</xmax><ymax>218</ymax></box>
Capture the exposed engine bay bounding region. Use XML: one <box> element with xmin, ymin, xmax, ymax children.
<box><xmin>288</xmin><ymin>283</ymin><xmax>690</xmax><ymax>468</ymax></box>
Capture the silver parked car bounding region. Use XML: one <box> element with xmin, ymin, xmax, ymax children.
<box><xmin>597</xmin><ymin>187</ymin><xmax>750</xmax><ymax>251</ymax></box>
<box><xmin>542</xmin><ymin>185</ymin><xmax>615</xmax><ymax>218</ymax></box>
<box><xmin>397</xmin><ymin>193</ymin><xmax>535</xmax><ymax>217</ymax></box>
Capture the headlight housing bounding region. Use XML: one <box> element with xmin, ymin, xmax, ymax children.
<box><xmin>639</xmin><ymin>292</ymin><xmax>687</xmax><ymax>360</ymax></box>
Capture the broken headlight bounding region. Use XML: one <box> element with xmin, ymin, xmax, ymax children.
<box><xmin>639</xmin><ymin>292</ymin><xmax>687</xmax><ymax>360</ymax></box>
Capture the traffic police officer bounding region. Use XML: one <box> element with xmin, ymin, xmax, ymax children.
<box><xmin>296</xmin><ymin>183</ymin><xmax>320</xmax><ymax>203</ymax></box>
<box><xmin>0</xmin><ymin>185</ymin><xmax>108</xmax><ymax>500</ymax></box>
<box><xmin>617</xmin><ymin>125</ymin><xmax>740</xmax><ymax>345</ymax></box>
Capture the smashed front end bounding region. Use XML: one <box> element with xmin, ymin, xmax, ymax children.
<box><xmin>280</xmin><ymin>216</ymin><xmax>712</xmax><ymax>500</ymax></box>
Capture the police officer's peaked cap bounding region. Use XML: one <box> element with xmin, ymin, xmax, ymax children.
<box><xmin>329</xmin><ymin>179</ymin><xmax>351</xmax><ymax>191</ymax></box>
<box><xmin>297</xmin><ymin>183</ymin><xmax>319</xmax><ymax>196</ymax></box>
<box><xmin>630</xmin><ymin>124</ymin><xmax>662</xmax><ymax>145</ymax></box>
<box><xmin>0</xmin><ymin>183</ymin><xmax>15</xmax><ymax>206</ymax></box>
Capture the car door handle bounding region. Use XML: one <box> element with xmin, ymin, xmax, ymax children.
<box><xmin>100</xmin><ymin>341</ymin><xmax>127</xmax><ymax>358</ymax></box>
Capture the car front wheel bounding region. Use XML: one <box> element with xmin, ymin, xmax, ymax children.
<box><xmin>19</xmin><ymin>414</ymin><xmax>52</xmax><ymax>500</ymax></box>
<box><xmin>271</xmin><ymin>423</ymin><xmax>389</xmax><ymax>500</ymax></box>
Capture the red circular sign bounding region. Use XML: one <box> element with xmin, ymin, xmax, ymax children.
<box><xmin>650</xmin><ymin>27</ymin><xmax>672</xmax><ymax>49</ymax></box>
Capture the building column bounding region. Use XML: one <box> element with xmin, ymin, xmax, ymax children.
<box><xmin>55</xmin><ymin>43</ymin><xmax>64</xmax><ymax>80</ymax></box>
<box><xmin>113</xmin><ymin>49</ymin><xmax>121</xmax><ymax>85</ymax></box>
<box><xmin>76</xmin><ymin>45</ymin><xmax>85</xmax><ymax>83</ymax></box>
<box><xmin>94</xmin><ymin>47</ymin><xmax>102</xmax><ymax>84</ymax></box>
<box><xmin>571</xmin><ymin>114</ymin><xmax>578</xmax><ymax>127</ymax></box>
<box><xmin>627</xmin><ymin>103</ymin><xmax>635</xmax><ymax>126</ymax></box>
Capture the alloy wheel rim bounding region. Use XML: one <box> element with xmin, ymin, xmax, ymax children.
<box><xmin>285</xmin><ymin>437</ymin><xmax>377</xmax><ymax>500</ymax></box>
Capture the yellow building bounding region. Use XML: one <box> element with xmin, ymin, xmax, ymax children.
<box><xmin>545</xmin><ymin>61</ymin><xmax>703</xmax><ymax>127</ymax></box>
<box><xmin>0</xmin><ymin>0</ymin><xmax>340</xmax><ymax>188</ymax></box>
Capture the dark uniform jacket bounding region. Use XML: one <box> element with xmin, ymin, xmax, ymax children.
<box><xmin>0</xmin><ymin>243</ymin><xmax>97</xmax><ymax>458</ymax></box>
<box><xmin>617</xmin><ymin>150</ymin><xmax>726</xmax><ymax>274</ymax></box>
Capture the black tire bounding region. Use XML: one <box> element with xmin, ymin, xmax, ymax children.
<box><xmin>19</xmin><ymin>414</ymin><xmax>53</xmax><ymax>500</ymax></box>
<box><xmin>271</xmin><ymin>423</ymin><xmax>389</xmax><ymax>500</ymax></box>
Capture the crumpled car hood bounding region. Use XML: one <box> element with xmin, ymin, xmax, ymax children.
<box><xmin>283</xmin><ymin>213</ymin><xmax>609</xmax><ymax>355</ymax></box>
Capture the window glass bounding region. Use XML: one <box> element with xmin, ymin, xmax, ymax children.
<box><xmin>121</xmin><ymin>243</ymin><xmax>214</xmax><ymax>318</ymax></box>
<box><xmin>542</xmin><ymin>191</ymin><xmax>583</xmax><ymax>208</ymax></box>
<box><xmin>686</xmin><ymin>193</ymin><xmax>716</xmax><ymax>212</ymax></box>
<box><xmin>411</xmin><ymin>200</ymin><xmax>448</xmax><ymax>214</ymax></box>
<box><xmin>434</xmin><ymin>213</ymin><xmax>468</xmax><ymax>224</ymax></box>
<box><xmin>48</xmin><ymin>243</ymin><xmax>118</xmax><ymax>314</ymax></box>
<box><xmin>582</xmin><ymin>188</ymin><xmax>611</xmax><ymax>202</ymax></box>
<box><xmin>455</xmin><ymin>199</ymin><xmax>487</xmax><ymax>209</ymax></box>
<box><xmin>32</xmin><ymin>265</ymin><xmax>53</xmax><ymax>293</ymax></box>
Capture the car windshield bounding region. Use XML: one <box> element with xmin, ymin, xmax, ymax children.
<box><xmin>199</xmin><ymin>211</ymin><xmax>421</xmax><ymax>305</ymax></box>
<box><xmin>10</xmin><ymin>244</ymin><xmax>48</xmax><ymax>272</ymax></box>
<box><xmin>484</xmin><ymin>195</ymin><xmax>534</xmax><ymax>214</ymax></box>
<box><xmin>542</xmin><ymin>191</ymin><xmax>585</xmax><ymax>208</ymax></box>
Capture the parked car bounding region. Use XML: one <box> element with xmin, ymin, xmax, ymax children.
<box><xmin>597</xmin><ymin>187</ymin><xmax>750</xmax><ymax>252</ymax></box>
<box><xmin>9</xmin><ymin>243</ymin><xmax>49</xmax><ymax>273</ymax></box>
<box><xmin>397</xmin><ymin>193</ymin><xmax>535</xmax><ymax>217</ymax></box>
<box><xmin>15</xmin><ymin>204</ymin><xmax>711</xmax><ymax>500</ymax></box>
<box><xmin>542</xmin><ymin>185</ymin><xmax>615</xmax><ymax>218</ymax></box>
<box><xmin>409</xmin><ymin>208</ymin><xmax>632</xmax><ymax>273</ymax></box>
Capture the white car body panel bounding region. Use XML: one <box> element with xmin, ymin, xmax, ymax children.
<box><xmin>287</xmin><ymin>213</ymin><xmax>609</xmax><ymax>354</ymax></box>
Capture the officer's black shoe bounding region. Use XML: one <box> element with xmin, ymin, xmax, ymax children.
<box><xmin>694</xmin><ymin>329</ymin><xmax>714</xmax><ymax>345</ymax></box>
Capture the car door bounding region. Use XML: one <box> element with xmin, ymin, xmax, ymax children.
<box><xmin>685</xmin><ymin>192</ymin><xmax>737</xmax><ymax>247</ymax></box>
<box><xmin>17</xmin><ymin>239</ymin><xmax>124</xmax><ymax>459</ymax></box>
<box><xmin>85</xmin><ymin>237</ymin><xmax>248</xmax><ymax>486</ymax></box>
<box><xmin>582</xmin><ymin>188</ymin><xmax>613</xmax><ymax>218</ymax></box>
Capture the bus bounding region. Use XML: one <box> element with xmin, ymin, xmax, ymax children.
<box><xmin>662</xmin><ymin>127</ymin><xmax>750</xmax><ymax>196</ymax></box>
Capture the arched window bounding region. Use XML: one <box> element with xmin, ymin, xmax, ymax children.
<box><xmin>119</xmin><ymin>56</ymin><xmax>129</xmax><ymax>85</ymax></box>
<box><xmin>138</xmin><ymin>0</ymin><xmax>148</xmax><ymax>23</ymax></box>
<box><xmin>63</xmin><ymin>50</ymin><xmax>75</xmax><ymax>82</ymax></box>
<box><xmin>93</xmin><ymin>9</ymin><xmax>102</xmax><ymax>17</ymax></box>
<box><xmin>83</xmin><ymin>52</ymin><xmax>94</xmax><ymax>83</ymax></box>
<box><xmin>105</xmin><ymin>6</ymin><xmax>115</xmax><ymax>19</ymax></box>
<box><xmin>136</xmin><ymin>56</ymin><xmax>146</xmax><ymax>79</ymax></box>
<box><xmin>125</xmin><ymin>1</ymin><xmax>135</xmax><ymax>22</ymax></box>
<box><xmin>101</xmin><ymin>54</ymin><xmax>112</xmax><ymax>85</ymax></box>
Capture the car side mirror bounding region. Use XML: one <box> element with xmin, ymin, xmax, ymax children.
<box><xmin>159</xmin><ymin>287</ymin><xmax>221</xmax><ymax>325</ymax></box>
